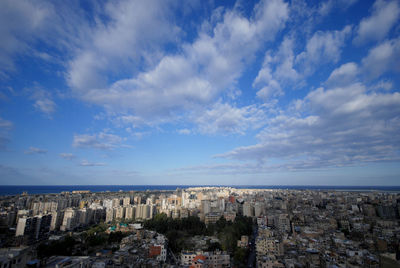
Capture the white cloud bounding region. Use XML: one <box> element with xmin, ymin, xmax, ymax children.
<box><xmin>256</xmin><ymin>83</ymin><xmax>284</xmax><ymax>101</ymax></box>
<box><xmin>67</xmin><ymin>0</ymin><xmax>180</xmax><ymax>92</ymax></box>
<box><xmin>296</xmin><ymin>25</ymin><xmax>352</xmax><ymax>75</ymax></box>
<box><xmin>25</xmin><ymin>84</ymin><xmax>57</xmax><ymax>117</ymax></box>
<box><xmin>361</xmin><ymin>38</ymin><xmax>400</xmax><ymax>79</ymax></box>
<box><xmin>70</xmin><ymin>0</ymin><xmax>288</xmax><ymax>126</ymax></box>
<box><xmin>73</xmin><ymin>132</ymin><xmax>125</xmax><ymax>150</ymax></box>
<box><xmin>25</xmin><ymin>146</ymin><xmax>47</xmax><ymax>154</ymax></box>
<box><xmin>34</xmin><ymin>98</ymin><xmax>56</xmax><ymax>116</ymax></box>
<box><xmin>354</xmin><ymin>0</ymin><xmax>400</xmax><ymax>45</ymax></box>
<box><xmin>0</xmin><ymin>0</ymin><xmax>289</xmax><ymax>135</ymax></box>
<box><xmin>194</xmin><ymin>102</ymin><xmax>266</xmax><ymax>135</ymax></box>
<box><xmin>372</xmin><ymin>80</ymin><xmax>393</xmax><ymax>91</ymax></box>
<box><xmin>218</xmin><ymin>82</ymin><xmax>400</xmax><ymax>169</ymax></box>
<box><xmin>326</xmin><ymin>62</ymin><xmax>359</xmax><ymax>87</ymax></box>
<box><xmin>59</xmin><ymin>153</ymin><xmax>75</xmax><ymax>160</ymax></box>
<box><xmin>254</xmin><ymin>25</ymin><xmax>352</xmax><ymax>99</ymax></box>
<box><xmin>0</xmin><ymin>0</ymin><xmax>49</xmax><ymax>75</ymax></box>
<box><xmin>318</xmin><ymin>0</ymin><xmax>359</xmax><ymax>17</ymax></box>
<box><xmin>80</xmin><ymin>160</ymin><xmax>106</xmax><ymax>167</ymax></box>
<box><xmin>253</xmin><ymin>38</ymin><xmax>300</xmax><ymax>100</ymax></box>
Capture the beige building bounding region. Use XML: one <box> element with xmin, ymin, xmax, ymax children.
<box><xmin>256</xmin><ymin>237</ymin><xmax>283</xmax><ymax>256</ymax></box>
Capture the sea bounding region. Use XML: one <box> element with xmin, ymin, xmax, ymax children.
<box><xmin>0</xmin><ymin>185</ymin><xmax>400</xmax><ymax>196</ymax></box>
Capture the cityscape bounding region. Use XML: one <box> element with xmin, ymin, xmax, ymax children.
<box><xmin>1</xmin><ymin>0</ymin><xmax>400</xmax><ymax>267</ymax></box>
<box><xmin>0</xmin><ymin>187</ymin><xmax>399</xmax><ymax>267</ymax></box>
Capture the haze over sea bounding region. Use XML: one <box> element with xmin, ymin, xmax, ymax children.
<box><xmin>1</xmin><ymin>185</ymin><xmax>400</xmax><ymax>196</ymax></box>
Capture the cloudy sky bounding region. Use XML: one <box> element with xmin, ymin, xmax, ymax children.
<box><xmin>0</xmin><ymin>0</ymin><xmax>399</xmax><ymax>185</ymax></box>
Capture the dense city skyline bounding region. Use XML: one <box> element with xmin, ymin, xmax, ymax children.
<box><xmin>2</xmin><ymin>186</ymin><xmax>399</xmax><ymax>266</ymax></box>
<box><xmin>0</xmin><ymin>0</ymin><xmax>399</xmax><ymax>185</ymax></box>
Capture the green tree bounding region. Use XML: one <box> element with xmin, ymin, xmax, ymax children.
<box><xmin>233</xmin><ymin>247</ymin><xmax>248</xmax><ymax>267</ymax></box>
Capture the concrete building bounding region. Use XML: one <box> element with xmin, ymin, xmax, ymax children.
<box><xmin>0</xmin><ymin>247</ymin><xmax>29</xmax><ymax>268</ymax></box>
<box><xmin>60</xmin><ymin>208</ymin><xmax>77</xmax><ymax>231</ymax></box>
<box><xmin>122</xmin><ymin>197</ymin><xmax>130</xmax><ymax>206</ymax></box>
<box><xmin>115</xmin><ymin>206</ymin><xmax>125</xmax><ymax>219</ymax></box>
<box><xmin>106</xmin><ymin>208</ymin><xmax>115</xmax><ymax>222</ymax></box>
<box><xmin>243</xmin><ymin>202</ymin><xmax>254</xmax><ymax>217</ymax></box>
<box><xmin>125</xmin><ymin>206</ymin><xmax>136</xmax><ymax>220</ymax></box>
<box><xmin>50</xmin><ymin>211</ymin><xmax>64</xmax><ymax>231</ymax></box>
<box><xmin>15</xmin><ymin>214</ymin><xmax>52</xmax><ymax>244</ymax></box>
<box><xmin>205</xmin><ymin>213</ymin><xmax>221</xmax><ymax>225</ymax></box>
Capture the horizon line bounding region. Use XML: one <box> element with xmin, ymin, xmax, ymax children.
<box><xmin>1</xmin><ymin>184</ymin><xmax>400</xmax><ymax>187</ymax></box>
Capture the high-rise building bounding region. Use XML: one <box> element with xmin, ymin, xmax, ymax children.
<box><xmin>201</xmin><ymin>200</ymin><xmax>211</xmax><ymax>215</ymax></box>
<box><xmin>123</xmin><ymin>197</ymin><xmax>131</xmax><ymax>206</ymax></box>
<box><xmin>243</xmin><ymin>202</ymin><xmax>254</xmax><ymax>217</ymax></box>
<box><xmin>50</xmin><ymin>211</ymin><xmax>64</xmax><ymax>231</ymax></box>
<box><xmin>60</xmin><ymin>208</ymin><xmax>77</xmax><ymax>231</ymax></box>
<box><xmin>15</xmin><ymin>214</ymin><xmax>52</xmax><ymax>244</ymax></box>
<box><xmin>134</xmin><ymin>204</ymin><xmax>154</xmax><ymax>219</ymax></box>
<box><xmin>115</xmin><ymin>207</ymin><xmax>125</xmax><ymax>219</ymax></box>
<box><xmin>134</xmin><ymin>196</ymin><xmax>142</xmax><ymax>205</ymax></box>
<box><xmin>112</xmin><ymin>198</ymin><xmax>121</xmax><ymax>207</ymax></box>
<box><xmin>125</xmin><ymin>206</ymin><xmax>136</xmax><ymax>220</ymax></box>
<box><xmin>254</xmin><ymin>202</ymin><xmax>264</xmax><ymax>217</ymax></box>
<box><xmin>106</xmin><ymin>208</ymin><xmax>115</xmax><ymax>222</ymax></box>
<box><xmin>103</xmin><ymin>199</ymin><xmax>113</xmax><ymax>209</ymax></box>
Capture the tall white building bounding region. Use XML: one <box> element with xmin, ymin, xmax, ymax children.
<box><xmin>50</xmin><ymin>211</ymin><xmax>64</xmax><ymax>231</ymax></box>
<box><xmin>123</xmin><ymin>197</ymin><xmax>131</xmax><ymax>206</ymax></box>
<box><xmin>115</xmin><ymin>207</ymin><xmax>125</xmax><ymax>219</ymax></box>
<box><xmin>60</xmin><ymin>208</ymin><xmax>77</xmax><ymax>231</ymax></box>
<box><xmin>103</xmin><ymin>199</ymin><xmax>113</xmax><ymax>209</ymax></box>
<box><xmin>125</xmin><ymin>206</ymin><xmax>136</xmax><ymax>220</ymax></box>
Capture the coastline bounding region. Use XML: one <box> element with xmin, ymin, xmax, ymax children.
<box><xmin>1</xmin><ymin>185</ymin><xmax>400</xmax><ymax>196</ymax></box>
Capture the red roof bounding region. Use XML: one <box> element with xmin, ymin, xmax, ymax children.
<box><xmin>149</xmin><ymin>245</ymin><xmax>161</xmax><ymax>257</ymax></box>
<box><xmin>193</xmin><ymin>254</ymin><xmax>207</xmax><ymax>263</ymax></box>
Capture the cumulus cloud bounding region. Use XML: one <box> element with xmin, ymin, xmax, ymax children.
<box><xmin>253</xmin><ymin>38</ymin><xmax>300</xmax><ymax>100</ymax></box>
<box><xmin>218</xmin><ymin>82</ymin><xmax>400</xmax><ymax>169</ymax></box>
<box><xmin>59</xmin><ymin>153</ymin><xmax>75</xmax><ymax>160</ymax></box>
<box><xmin>25</xmin><ymin>146</ymin><xmax>47</xmax><ymax>154</ymax></box>
<box><xmin>34</xmin><ymin>98</ymin><xmax>56</xmax><ymax>116</ymax></box>
<box><xmin>254</xmin><ymin>25</ymin><xmax>352</xmax><ymax>99</ymax></box>
<box><xmin>67</xmin><ymin>0</ymin><xmax>180</xmax><ymax>92</ymax></box>
<box><xmin>73</xmin><ymin>132</ymin><xmax>126</xmax><ymax>150</ymax></box>
<box><xmin>256</xmin><ymin>83</ymin><xmax>284</xmax><ymax>101</ymax></box>
<box><xmin>254</xmin><ymin>25</ymin><xmax>352</xmax><ymax>100</ymax></box>
<box><xmin>353</xmin><ymin>0</ymin><xmax>400</xmax><ymax>45</ymax></box>
<box><xmin>296</xmin><ymin>25</ymin><xmax>352</xmax><ymax>75</ymax></box>
<box><xmin>194</xmin><ymin>102</ymin><xmax>266</xmax><ymax>135</ymax></box>
<box><xmin>372</xmin><ymin>80</ymin><xmax>393</xmax><ymax>91</ymax></box>
<box><xmin>326</xmin><ymin>62</ymin><xmax>359</xmax><ymax>87</ymax></box>
<box><xmin>69</xmin><ymin>0</ymin><xmax>288</xmax><ymax>125</ymax></box>
<box><xmin>25</xmin><ymin>84</ymin><xmax>57</xmax><ymax>117</ymax></box>
<box><xmin>0</xmin><ymin>0</ymin><xmax>290</xmax><ymax>133</ymax></box>
<box><xmin>79</xmin><ymin>160</ymin><xmax>106</xmax><ymax>167</ymax></box>
<box><xmin>361</xmin><ymin>37</ymin><xmax>400</xmax><ymax>79</ymax></box>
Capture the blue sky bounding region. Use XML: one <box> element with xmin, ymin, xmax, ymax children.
<box><xmin>0</xmin><ymin>0</ymin><xmax>400</xmax><ymax>185</ymax></box>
